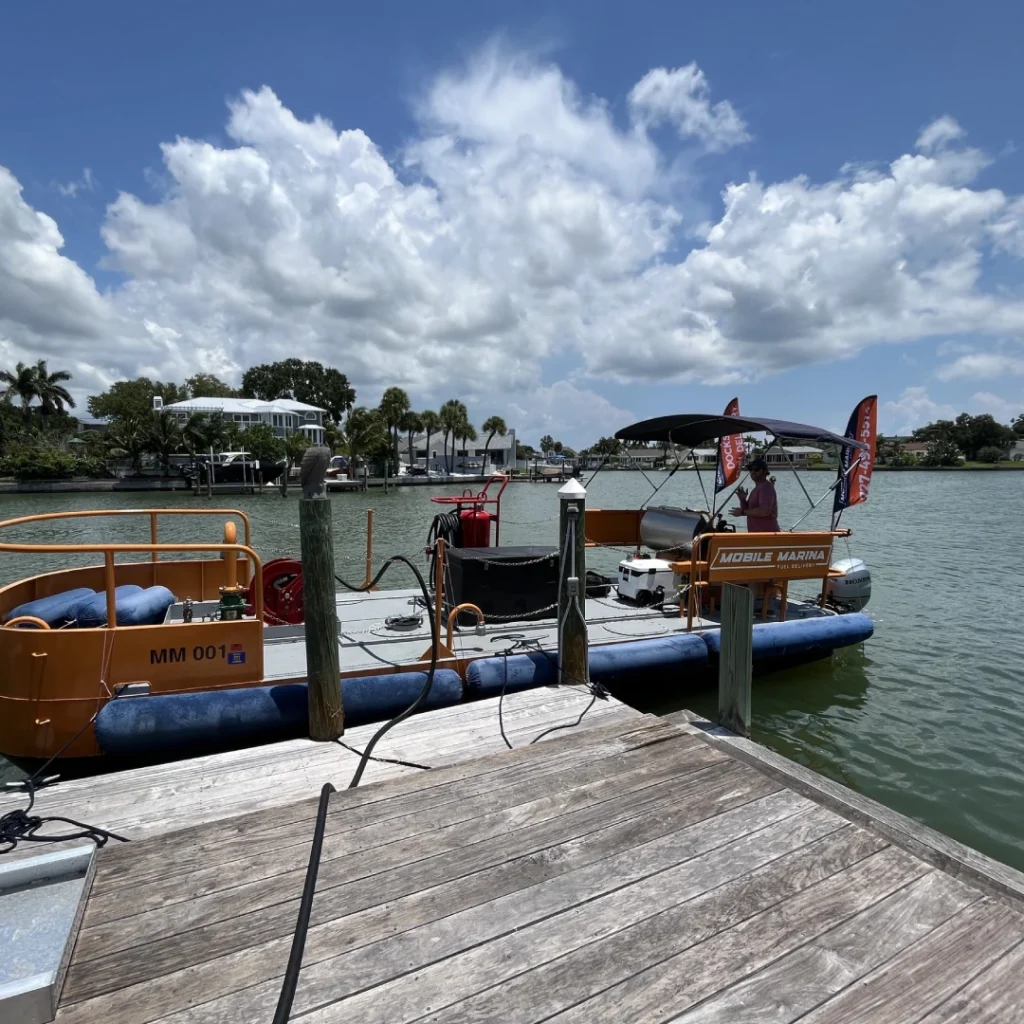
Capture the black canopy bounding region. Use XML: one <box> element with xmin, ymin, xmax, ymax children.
<box><xmin>614</xmin><ymin>413</ymin><xmax>868</xmax><ymax>450</ymax></box>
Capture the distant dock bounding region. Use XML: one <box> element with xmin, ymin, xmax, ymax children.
<box><xmin>4</xmin><ymin>686</ymin><xmax>1022</xmax><ymax>1022</ymax></box>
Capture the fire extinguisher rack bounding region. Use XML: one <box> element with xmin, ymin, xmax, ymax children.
<box><xmin>429</xmin><ymin>473</ymin><xmax>509</xmax><ymax>546</ymax></box>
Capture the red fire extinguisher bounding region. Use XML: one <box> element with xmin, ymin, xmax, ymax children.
<box><xmin>460</xmin><ymin>506</ymin><xmax>492</xmax><ymax>547</ymax></box>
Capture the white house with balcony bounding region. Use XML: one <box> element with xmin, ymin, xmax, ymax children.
<box><xmin>162</xmin><ymin>397</ymin><xmax>327</xmax><ymax>445</ymax></box>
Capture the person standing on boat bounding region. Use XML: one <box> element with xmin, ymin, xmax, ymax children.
<box><xmin>729</xmin><ymin>457</ymin><xmax>780</xmax><ymax>531</ymax></box>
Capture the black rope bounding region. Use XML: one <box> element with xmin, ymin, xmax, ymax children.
<box><xmin>0</xmin><ymin>782</ymin><xmax>130</xmax><ymax>855</ymax></box>
<box><xmin>334</xmin><ymin>740</ymin><xmax>432</xmax><ymax>772</ymax></box>
<box><xmin>490</xmin><ymin>634</ymin><xmax>608</xmax><ymax>751</ymax></box>
<box><xmin>1</xmin><ymin>691</ymin><xmax>133</xmax><ymax>855</ymax></box>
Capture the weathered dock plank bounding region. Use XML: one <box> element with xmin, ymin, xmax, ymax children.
<box><xmin>0</xmin><ymin>685</ymin><xmax>637</xmax><ymax>851</ymax></box>
<box><xmin>38</xmin><ymin>691</ymin><xmax>1024</xmax><ymax>1024</ymax></box>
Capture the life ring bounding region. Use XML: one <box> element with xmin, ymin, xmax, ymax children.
<box><xmin>4</xmin><ymin>615</ymin><xmax>52</xmax><ymax>629</ymax></box>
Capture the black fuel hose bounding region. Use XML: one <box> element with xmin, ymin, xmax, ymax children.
<box><xmin>272</xmin><ymin>550</ymin><xmax>439</xmax><ymax>1023</ymax></box>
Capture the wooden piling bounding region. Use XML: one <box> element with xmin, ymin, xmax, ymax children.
<box><xmin>718</xmin><ymin>583</ymin><xmax>753</xmax><ymax>737</ymax></box>
<box><xmin>557</xmin><ymin>478</ymin><xmax>589</xmax><ymax>686</ymax></box>
<box><xmin>299</xmin><ymin>498</ymin><xmax>343</xmax><ymax>740</ymax></box>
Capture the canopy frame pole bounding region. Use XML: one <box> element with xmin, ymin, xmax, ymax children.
<box><xmin>790</xmin><ymin>453</ymin><xmax>864</xmax><ymax>531</ymax></box>
<box><xmin>640</xmin><ymin>448</ymin><xmax>686</xmax><ymax>510</ymax></box>
<box><xmin>776</xmin><ymin>442</ymin><xmax>816</xmax><ymax>509</ymax></box>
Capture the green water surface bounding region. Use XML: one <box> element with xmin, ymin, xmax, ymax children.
<box><xmin>1</xmin><ymin>471</ymin><xmax>1022</xmax><ymax>871</ymax></box>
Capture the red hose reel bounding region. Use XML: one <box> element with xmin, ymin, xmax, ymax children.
<box><xmin>247</xmin><ymin>557</ymin><xmax>304</xmax><ymax>624</ymax></box>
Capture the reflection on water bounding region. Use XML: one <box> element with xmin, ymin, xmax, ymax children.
<box><xmin>1</xmin><ymin>470</ymin><xmax>1023</xmax><ymax>870</ymax></box>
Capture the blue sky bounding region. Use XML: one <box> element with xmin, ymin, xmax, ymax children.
<box><xmin>2</xmin><ymin>0</ymin><xmax>1023</xmax><ymax>444</ymax></box>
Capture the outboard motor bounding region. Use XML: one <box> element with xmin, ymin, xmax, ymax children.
<box><xmin>825</xmin><ymin>557</ymin><xmax>872</xmax><ymax>612</ymax></box>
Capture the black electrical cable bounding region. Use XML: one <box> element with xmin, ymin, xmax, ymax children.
<box><xmin>333</xmin><ymin>554</ymin><xmax>439</xmax><ymax>790</ymax></box>
<box><xmin>271</xmin><ymin>780</ymin><xmax>335</xmax><ymax>1024</ymax></box>
<box><xmin>273</xmin><ymin>549</ymin><xmax>440</xmax><ymax>1023</ymax></box>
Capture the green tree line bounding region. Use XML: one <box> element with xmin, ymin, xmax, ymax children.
<box><xmin>1</xmin><ymin>358</ymin><xmax>510</xmax><ymax>480</ymax></box>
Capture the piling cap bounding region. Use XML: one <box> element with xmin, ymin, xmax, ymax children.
<box><xmin>558</xmin><ymin>478</ymin><xmax>587</xmax><ymax>499</ymax></box>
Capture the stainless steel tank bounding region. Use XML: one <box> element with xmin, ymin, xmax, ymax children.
<box><xmin>639</xmin><ymin>506</ymin><xmax>710</xmax><ymax>556</ymax></box>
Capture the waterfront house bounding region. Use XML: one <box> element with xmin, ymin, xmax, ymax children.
<box><xmin>405</xmin><ymin>428</ymin><xmax>517</xmax><ymax>474</ymax></box>
<box><xmin>763</xmin><ymin>445</ymin><xmax>824</xmax><ymax>467</ymax></box>
<box><xmin>163</xmin><ymin>397</ymin><xmax>327</xmax><ymax>445</ymax></box>
<box><xmin>898</xmin><ymin>441</ymin><xmax>930</xmax><ymax>460</ymax></box>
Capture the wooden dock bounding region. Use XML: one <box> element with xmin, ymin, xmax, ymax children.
<box><xmin>4</xmin><ymin>687</ymin><xmax>1024</xmax><ymax>1022</ymax></box>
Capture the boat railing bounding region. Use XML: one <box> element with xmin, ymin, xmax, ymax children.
<box><xmin>0</xmin><ymin>507</ymin><xmax>252</xmax><ymax>561</ymax></box>
<box><xmin>0</xmin><ymin>509</ymin><xmax>262</xmax><ymax>625</ymax></box>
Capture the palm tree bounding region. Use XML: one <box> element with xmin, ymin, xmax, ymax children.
<box><xmin>482</xmin><ymin>416</ymin><xmax>507</xmax><ymax>471</ymax></box>
<box><xmin>198</xmin><ymin>412</ymin><xmax>231</xmax><ymax>455</ymax></box>
<box><xmin>401</xmin><ymin>411</ymin><xmax>424</xmax><ymax>473</ymax></box>
<box><xmin>106</xmin><ymin>417</ymin><xmax>150</xmax><ymax>474</ymax></box>
<box><xmin>420</xmin><ymin>410</ymin><xmax>441</xmax><ymax>474</ymax></box>
<box><xmin>378</xmin><ymin>387</ymin><xmax>410</xmax><ymax>471</ymax></box>
<box><xmin>33</xmin><ymin>360</ymin><xmax>75</xmax><ymax>431</ymax></box>
<box><xmin>180</xmin><ymin>412</ymin><xmax>207</xmax><ymax>459</ymax></box>
<box><xmin>439</xmin><ymin>399</ymin><xmax>467</xmax><ymax>474</ymax></box>
<box><xmin>457</xmin><ymin>419</ymin><xmax>478</xmax><ymax>472</ymax></box>
<box><xmin>343</xmin><ymin>407</ymin><xmax>386</xmax><ymax>479</ymax></box>
<box><xmin>149</xmin><ymin>411</ymin><xmax>183</xmax><ymax>475</ymax></box>
<box><xmin>0</xmin><ymin>362</ymin><xmax>39</xmax><ymax>426</ymax></box>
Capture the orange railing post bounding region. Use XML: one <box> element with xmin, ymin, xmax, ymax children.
<box><xmin>150</xmin><ymin>512</ymin><xmax>159</xmax><ymax>563</ymax></box>
<box><xmin>363</xmin><ymin>509</ymin><xmax>375</xmax><ymax>589</ymax></box>
<box><xmin>104</xmin><ymin>551</ymin><xmax>117</xmax><ymax>628</ymax></box>
<box><xmin>223</xmin><ymin>521</ymin><xmax>238</xmax><ymax>591</ymax></box>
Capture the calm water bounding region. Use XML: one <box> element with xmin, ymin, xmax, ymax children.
<box><xmin>2</xmin><ymin>472</ymin><xmax>1023</xmax><ymax>870</ymax></box>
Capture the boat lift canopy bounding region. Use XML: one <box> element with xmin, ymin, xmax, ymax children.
<box><xmin>615</xmin><ymin>414</ymin><xmax>869</xmax><ymax>450</ymax></box>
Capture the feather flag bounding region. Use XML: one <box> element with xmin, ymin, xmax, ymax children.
<box><xmin>833</xmin><ymin>395</ymin><xmax>877</xmax><ymax>514</ymax></box>
<box><xmin>714</xmin><ymin>397</ymin><xmax>745</xmax><ymax>493</ymax></box>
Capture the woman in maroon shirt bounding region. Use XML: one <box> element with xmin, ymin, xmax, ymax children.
<box><xmin>729</xmin><ymin>457</ymin><xmax>780</xmax><ymax>531</ymax></box>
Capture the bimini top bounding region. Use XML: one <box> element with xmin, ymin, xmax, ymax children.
<box><xmin>615</xmin><ymin>414</ymin><xmax>869</xmax><ymax>450</ymax></box>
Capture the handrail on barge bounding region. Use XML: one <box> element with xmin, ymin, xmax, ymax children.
<box><xmin>0</xmin><ymin>507</ymin><xmax>252</xmax><ymax>557</ymax></box>
<box><xmin>0</xmin><ymin>508</ymin><xmax>263</xmax><ymax>625</ymax></box>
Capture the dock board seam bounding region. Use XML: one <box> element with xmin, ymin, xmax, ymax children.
<box><xmin>665</xmin><ymin>710</ymin><xmax>1024</xmax><ymax>911</ymax></box>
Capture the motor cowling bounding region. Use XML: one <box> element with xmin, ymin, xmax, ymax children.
<box><xmin>825</xmin><ymin>557</ymin><xmax>871</xmax><ymax>612</ymax></box>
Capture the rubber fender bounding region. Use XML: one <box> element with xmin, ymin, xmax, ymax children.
<box><xmin>3</xmin><ymin>587</ymin><xmax>96</xmax><ymax>627</ymax></box>
<box><xmin>701</xmin><ymin>612</ymin><xmax>874</xmax><ymax>660</ymax></box>
<box><xmin>95</xmin><ymin>669</ymin><xmax>465</xmax><ymax>757</ymax></box>
<box><xmin>71</xmin><ymin>585</ymin><xmax>176</xmax><ymax>627</ymax></box>
<box><xmin>465</xmin><ymin>632</ymin><xmax>710</xmax><ymax>697</ymax></box>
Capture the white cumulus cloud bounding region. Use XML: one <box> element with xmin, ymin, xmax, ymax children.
<box><xmin>936</xmin><ymin>346</ymin><xmax>1024</xmax><ymax>380</ymax></box>
<box><xmin>628</xmin><ymin>63</ymin><xmax>750</xmax><ymax>151</ymax></box>
<box><xmin>1</xmin><ymin>51</ymin><xmax>1024</xmax><ymax>445</ymax></box>
<box><xmin>916</xmin><ymin>115</ymin><xmax>965</xmax><ymax>153</ymax></box>
<box><xmin>882</xmin><ymin>386</ymin><xmax>957</xmax><ymax>435</ymax></box>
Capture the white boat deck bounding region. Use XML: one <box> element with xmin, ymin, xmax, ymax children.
<box><xmin>258</xmin><ymin>586</ymin><xmax>831</xmax><ymax>681</ymax></box>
